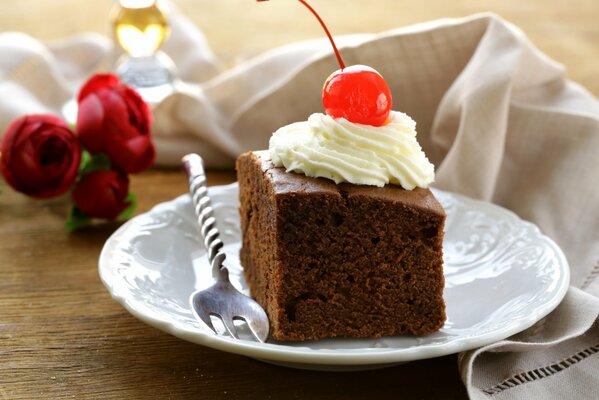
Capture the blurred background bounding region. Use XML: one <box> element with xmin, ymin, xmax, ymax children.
<box><xmin>0</xmin><ymin>0</ymin><xmax>597</xmax><ymax>96</ymax></box>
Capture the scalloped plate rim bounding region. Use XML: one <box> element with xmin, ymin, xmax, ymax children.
<box><xmin>99</xmin><ymin>183</ymin><xmax>570</xmax><ymax>368</ymax></box>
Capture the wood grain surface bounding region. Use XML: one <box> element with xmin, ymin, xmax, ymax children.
<box><xmin>0</xmin><ymin>169</ymin><xmax>468</xmax><ymax>400</ymax></box>
<box><xmin>1</xmin><ymin>1</ymin><xmax>597</xmax><ymax>399</ymax></box>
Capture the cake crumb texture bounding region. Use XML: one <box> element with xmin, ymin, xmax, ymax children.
<box><xmin>237</xmin><ymin>151</ymin><xmax>446</xmax><ymax>341</ymax></box>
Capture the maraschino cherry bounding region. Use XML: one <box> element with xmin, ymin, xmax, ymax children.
<box><xmin>258</xmin><ymin>0</ymin><xmax>392</xmax><ymax>126</ymax></box>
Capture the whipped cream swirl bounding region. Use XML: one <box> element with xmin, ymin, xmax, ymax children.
<box><xmin>269</xmin><ymin>112</ymin><xmax>435</xmax><ymax>189</ymax></box>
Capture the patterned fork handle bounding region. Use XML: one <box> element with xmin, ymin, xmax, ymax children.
<box><xmin>182</xmin><ymin>153</ymin><xmax>225</xmax><ymax>278</ymax></box>
<box><xmin>182</xmin><ymin>153</ymin><xmax>270</xmax><ymax>342</ymax></box>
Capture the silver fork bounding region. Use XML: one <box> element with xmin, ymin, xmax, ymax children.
<box><xmin>182</xmin><ymin>153</ymin><xmax>269</xmax><ymax>342</ymax></box>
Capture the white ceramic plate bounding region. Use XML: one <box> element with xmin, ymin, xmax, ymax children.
<box><xmin>99</xmin><ymin>183</ymin><xmax>569</xmax><ymax>371</ymax></box>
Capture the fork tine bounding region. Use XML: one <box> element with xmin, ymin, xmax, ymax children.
<box><xmin>191</xmin><ymin>296</ymin><xmax>217</xmax><ymax>334</ymax></box>
<box><xmin>244</xmin><ymin>315</ymin><xmax>269</xmax><ymax>343</ymax></box>
<box><xmin>219</xmin><ymin>316</ymin><xmax>239</xmax><ymax>339</ymax></box>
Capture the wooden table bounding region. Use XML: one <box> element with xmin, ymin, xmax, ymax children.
<box><xmin>1</xmin><ymin>1</ymin><xmax>598</xmax><ymax>398</ymax></box>
<box><xmin>1</xmin><ymin>170</ymin><xmax>467</xmax><ymax>399</ymax></box>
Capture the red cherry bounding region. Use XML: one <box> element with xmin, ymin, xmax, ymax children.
<box><xmin>259</xmin><ymin>0</ymin><xmax>393</xmax><ymax>126</ymax></box>
<box><xmin>323</xmin><ymin>65</ymin><xmax>392</xmax><ymax>126</ymax></box>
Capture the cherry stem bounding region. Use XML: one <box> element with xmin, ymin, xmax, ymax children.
<box><xmin>258</xmin><ymin>0</ymin><xmax>346</xmax><ymax>70</ymax></box>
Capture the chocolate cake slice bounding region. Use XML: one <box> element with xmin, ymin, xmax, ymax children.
<box><xmin>237</xmin><ymin>151</ymin><xmax>446</xmax><ymax>341</ymax></box>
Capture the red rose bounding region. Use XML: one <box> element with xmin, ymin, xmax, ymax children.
<box><xmin>76</xmin><ymin>74</ymin><xmax>155</xmax><ymax>174</ymax></box>
<box><xmin>0</xmin><ymin>114</ymin><xmax>81</xmax><ymax>199</ymax></box>
<box><xmin>72</xmin><ymin>170</ymin><xmax>130</xmax><ymax>219</ymax></box>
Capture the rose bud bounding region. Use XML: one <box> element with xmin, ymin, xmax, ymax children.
<box><xmin>0</xmin><ymin>114</ymin><xmax>81</xmax><ymax>199</ymax></box>
<box><xmin>71</xmin><ymin>170</ymin><xmax>130</xmax><ymax>220</ymax></box>
<box><xmin>76</xmin><ymin>74</ymin><xmax>155</xmax><ymax>174</ymax></box>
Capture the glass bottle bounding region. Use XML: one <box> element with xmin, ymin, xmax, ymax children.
<box><xmin>112</xmin><ymin>0</ymin><xmax>177</xmax><ymax>103</ymax></box>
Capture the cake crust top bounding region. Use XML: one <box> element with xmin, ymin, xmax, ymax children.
<box><xmin>248</xmin><ymin>150</ymin><xmax>445</xmax><ymax>217</ymax></box>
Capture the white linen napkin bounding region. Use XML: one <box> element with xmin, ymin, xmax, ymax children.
<box><xmin>1</xmin><ymin>8</ymin><xmax>598</xmax><ymax>399</ymax></box>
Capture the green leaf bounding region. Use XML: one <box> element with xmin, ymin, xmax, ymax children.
<box><xmin>79</xmin><ymin>152</ymin><xmax>111</xmax><ymax>176</ymax></box>
<box><xmin>117</xmin><ymin>192</ymin><xmax>137</xmax><ymax>221</ymax></box>
<box><xmin>78</xmin><ymin>149</ymin><xmax>91</xmax><ymax>174</ymax></box>
<box><xmin>65</xmin><ymin>205</ymin><xmax>92</xmax><ymax>231</ymax></box>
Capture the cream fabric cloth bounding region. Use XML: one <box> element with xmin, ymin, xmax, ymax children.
<box><xmin>2</xmin><ymin>9</ymin><xmax>599</xmax><ymax>399</ymax></box>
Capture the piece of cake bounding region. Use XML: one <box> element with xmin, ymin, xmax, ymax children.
<box><xmin>237</xmin><ymin>0</ymin><xmax>445</xmax><ymax>342</ymax></box>
<box><xmin>236</xmin><ymin>108</ymin><xmax>446</xmax><ymax>341</ymax></box>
